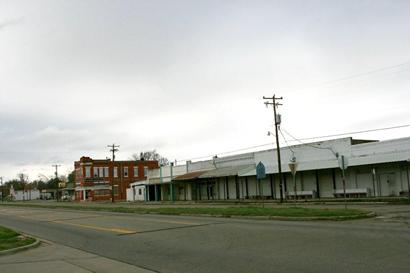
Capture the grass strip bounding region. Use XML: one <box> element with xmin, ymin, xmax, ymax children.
<box><xmin>0</xmin><ymin>226</ymin><xmax>35</xmax><ymax>251</ymax></box>
<box><xmin>0</xmin><ymin>203</ymin><xmax>371</xmax><ymax>220</ymax></box>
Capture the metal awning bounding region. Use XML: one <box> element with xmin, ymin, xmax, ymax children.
<box><xmin>173</xmin><ymin>170</ymin><xmax>209</xmax><ymax>181</ymax></box>
<box><xmin>198</xmin><ymin>164</ymin><xmax>255</xmax><ymax>179</ymax></box>
<box><xmin>239</xmin><ymin>160</ymin><xmax>339</xmax><ymax>176</ymax></box>
<box><xmin>148</xmin><ymin>177</ymin><xmax>161</xmax><ymax>184</ymax></box>
<box><xmin>75</xmin><ymin>185</ymin><xmax>111</xmax><ymax>191</ymax></box>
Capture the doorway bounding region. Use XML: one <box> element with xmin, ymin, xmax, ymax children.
<box><xmin>379</xmin><ymin>173</ymin><xmax>396</xmax><ymax>196</ymax></box>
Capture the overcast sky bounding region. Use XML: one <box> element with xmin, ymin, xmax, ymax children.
<box><xmin>1</xmin><ymin>0</ymin><xmax>410</xmax><ymax>181</ymax></box>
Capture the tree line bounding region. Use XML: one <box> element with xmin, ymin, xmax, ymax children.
<box><xmin>2</xmin><ymin>171</ymin><xmax>75</xmax><ymax>191</ymax></box>
<box><xmin>2</xmin><ymin>150</ymin><xmax>169</xmax><ymax>191</ymax></box>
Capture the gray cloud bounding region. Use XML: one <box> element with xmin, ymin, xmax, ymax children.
<box><xmin>1</xmin><ymin>0</ymin><xmax>410</xmax><ymax>180</ymax></box>
<box><xmin>0</xmin><ymin>17</ymin><xmax>23</xmax><ymax>30</ymax></box>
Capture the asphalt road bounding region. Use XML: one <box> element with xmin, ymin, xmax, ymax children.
<box><xmin>0</xmin><ymin>205</ymin><xmax>409</xmax><ymax>273</ymax></box>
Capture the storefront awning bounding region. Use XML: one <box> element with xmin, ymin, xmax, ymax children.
<box><xmin>75</xmin><ymin>185</ymin><xmax>111</xmax><ymax>191</ymax></box>
<box><xmin>173</xmin><ymin>170</ymin><xmax>209</xmax><ymax>181</ymax></box>
<box><xmin>198</xmin><ymin>164</ymin><xmax>255</xmax><ymax>179</ymax></box>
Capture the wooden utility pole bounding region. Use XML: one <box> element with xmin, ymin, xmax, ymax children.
<box><xmin>107</xmin><ymin>144</ymin><xmax>119</xmax><ymax>203</ymax></box>
<box><xmin>263</xmin><ymin>94</ymin><xmax>284</xmax><ymax>202</ymax></box>
<box><xmin>52</xmin><ymin>164</ymin><xmax>61</xmax><ymax>201</ymax></box>
<box><xmin>0</xmin><ymin>176</ymin><xmax>3</xmax><ymax>202</ymax></box>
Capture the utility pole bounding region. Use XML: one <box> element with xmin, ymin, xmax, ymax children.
<box><xmin>263</xmin><ymin>94</ymin><xmax>284</xmax><ymax>203</ymax></box>
<box><xmin>0</xmin><ymin>176</ymin><xmax>3</xmax><ymax>202</ymax></box>
<box><xmin>107</xmin><ymin>144</ymin><xmax>119</xmax><ymax>203</ymax></box>
<box><xmin>52</xmin><ymin>164</ymin><xmax>61</xmax><ymax>201</ymax></box>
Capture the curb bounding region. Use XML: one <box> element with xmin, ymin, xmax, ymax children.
<box><xmin>178</xmin><ymin>211</ymin><xmax>376</xmax><ymax>221</ymax></box>
<box><xmin>0</xmin><ymin>237</ymin><xmax>41</xmax><ymax>256</ymax></box>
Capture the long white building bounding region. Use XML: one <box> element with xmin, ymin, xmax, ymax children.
<box><xmin>126</xmin><ymin>137</ymin><xmax>410</xmax><ymax>202</ymax></box>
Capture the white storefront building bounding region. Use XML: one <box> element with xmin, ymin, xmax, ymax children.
<box><xmin>127</xmin><ymin>137</ymin><xmax>410</xmax><ymax>202</ymax></box>
<box><xmin>12</xmin><ymin>189</ymin><xmax>41</xmax><ymax>201</ymax></box>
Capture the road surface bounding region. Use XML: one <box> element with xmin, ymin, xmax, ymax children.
<box><xmin>0</xmin><ymin>205</ymin><xmax>409</xmax><ymax>273</ymax></box>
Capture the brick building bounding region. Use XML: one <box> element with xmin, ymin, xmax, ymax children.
<box><xmin>74</xmin><ymin>156</ymin><xmax>158</xmax><ymax>201</ymax></box>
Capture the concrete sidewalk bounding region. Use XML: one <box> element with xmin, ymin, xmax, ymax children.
<box><xmin>0</xmin><ymin>239</ymin><xmax>155</xmax><ymax>273</ymax></box>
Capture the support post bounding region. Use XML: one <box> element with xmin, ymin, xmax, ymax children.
<box><xmin>263</xmin><ymin>94</ymin><xmax>284</xmax><ymax>202</ymax></box>
<box><xmin>406</xmin><ymin>162</ymin><xmax>410</xmax><ymax>200</ymax></box>
<box><xmin>315</xmin><ymin>170</ymin><xmax>320</xmax><ymax>199</ymax></box>
<box><xmin>341</xmin><ymin>155</ymin><xmax>347</xmax><ymax>209</ymax></box>
<box><xmin>270</xmin><ymin>174</ymin><xmax>274</xmax><ymax>200</ymax></box>
<box><xmin>293</xmin><ymin>173</ymin><xmax>297</xmax><ymax>202</ymax></box>
<box><xmin>225</xmin><ymin>177</ymin><xmax>229</xmax><ymax>200</ymax></box>
<box><xmin>372</xmin><ymin>167</ymin><xmax>377</xmax><ymax>197</ymax></box>
<box><xmin>0</xmin><ymin>177</ymin><xmax>3</xmax><ymax>202</ymax></box>
<box><xmin>154</xmin><ymin>185</ymin><xmax>158</xmax><ymax>201</ymax></box>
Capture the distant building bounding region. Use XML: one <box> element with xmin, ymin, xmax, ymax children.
<box><xmin>137</xmin><ymin>137</ymin><xmax>410</xmax><ymax>202</ymax></box>
<box><xmin>74</xmin><ymin>156</ymin><xmax>158</xmax><ymax>201</ymax></box>
<box><xmin>126</xmin><ymin>181</ymin><xmax>147</xmax><ymax>201</ymax></box>
<box><xmin>12</xmin><ymin>189</ymin><xmax>41</xmax><ymax>201</ymax></box>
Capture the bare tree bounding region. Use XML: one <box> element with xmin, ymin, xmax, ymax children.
<box><xmin>18</xmin><ymin>173</ymin><xmax>28</xmax><ymax>182</ymax></box>
<box><xmin>131</xmin><ymin>150</ymin><xmax>170</xmax><ymax>166</ymax></box>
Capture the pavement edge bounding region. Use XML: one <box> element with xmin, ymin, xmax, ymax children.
<box><xmin>0</xmin><ymin>236</ymin><xmax>41</xmax><ymax>256</ymax></box>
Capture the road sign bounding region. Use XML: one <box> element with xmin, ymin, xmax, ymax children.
<box><xmin>256</xmin><ymin>162</ymin><xmax>266</xmax><ymax>180</ymax></box>
<box><xmin>288</xmin><ymin>161</ymin><xmax>298</xmax><ymax>176</ymax></box>
<box><xmin>338</xmin><ymin>155</ymin><xmax>348</xmax><ymax>170</ymax></box>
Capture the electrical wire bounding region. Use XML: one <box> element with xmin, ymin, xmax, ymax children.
<box><xmin>285</xmin><ymin>60</ymin><xmax>410</xmax><ymax>93</ymax></box>
<box><xmin>282</xmin><ymin>124</ymin><xmax>410</xmax><ymax>142</ymax></box>
<box><xmin>278</xmin><ymin>127</ymin><xmax>295</xmax><ymax>154</ymax></box>
<box><xmin>176</xmin><ymin>142</ymin><xmax>275</xmax><ymax>162</ymax></box>
<box><xmin>281</xmin><ymin>128</ymin><xmax>336</xmax><ymax>152</ymax></box>
<box><xmin>176</xmin><ymin>123</ymin><xmax>410</xmax><ymax>163</ymax></box>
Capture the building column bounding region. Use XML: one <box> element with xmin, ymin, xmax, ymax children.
<box><xmin>372</xmin><ymin>167</ymin><xmax>377</xmax><ymax>197</ymax></box>
<box><xmin>270</xmin><ymin>174</ymin><xmax>275</xmax><ymax>199</ymax></box>
<box><xmin>245</xmin><ymin>177</ymin><xmax>249</xmax><ymax>199</ymax></box>
<box><xmin>217</xmin><ymin>180</ymin><xmax>221</xmax><ymax>200</ymax></box>
<box><xmin>144</xmin><ymin>185</ymin><xmax>149</xmax><ymax>201</ymax></box>
<box><xmin>315</xmin><ymin>170</ymin><xmax>320</xmax><ymax>198</ymax></box>
<box><xmin>225</xmin><ymin>177</ymin><xmax>229</xmax><ymax>199</ymax></box>
<box><xmin>207</xmin><ymin>181</ymin><xmax>210</xmax><ymax>200</ymax></box>
<box><xmin>235</xmin><ymin>176</ymin><xmax>239</xmax><ymax>199</ymax></box>
<box><xmin>197</xmin><ymin>182</ymin><xmax>201</xmax><ymax>201</ymax></box>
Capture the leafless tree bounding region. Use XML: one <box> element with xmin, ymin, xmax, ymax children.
<box><xmin>131</xmin><ymin>150</ymin><xmax>170</xmax><ymax>166</ymax></box>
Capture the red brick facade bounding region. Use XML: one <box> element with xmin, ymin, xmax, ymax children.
<box><xmin>74</xmin><ymin>156</ymin><xmax>158</xmax><ymax>201</ymax></box>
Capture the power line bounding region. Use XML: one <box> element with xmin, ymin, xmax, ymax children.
<box><xmin>283</xmin><ymin>124</ymin><xmax>410</xmax><ymax>142</ymax></box>
<box><xmin>281</xmin><ymin>128</ymin><xmax>336</xmax><ymax>152</ymax></box>
<box><xmin>177</xmin><ymin>142</ymin><xmax>275</xmax><ymax>162</ymax></box>
<box><xmin>285</xmin><ymin>60</ymin><xmax>410</xmax><ymax>93</ymax></box>
<box><xmin>176</xmin><ymin>123</ymin><xmax>410</xmax><ymax>163</ymax></box>
<box><xmin>278</xmin><ymin>128</ymin><xmax>295</xmax><ymax>154</ymax></box>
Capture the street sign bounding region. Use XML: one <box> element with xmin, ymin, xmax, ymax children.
<box><xmin>338</xmin><ymin>155</ymin><xmax>348</xmax><ymax>170</ymax></box>
<box><xmin>256</xmin><ymin>162</ymin><xmax>266</xmax><ymax>180</ymax></box>
<box><xmin>288</xmin><ymin>161</ymin><xmax>298</xmax><ymax>176</ymax></box>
